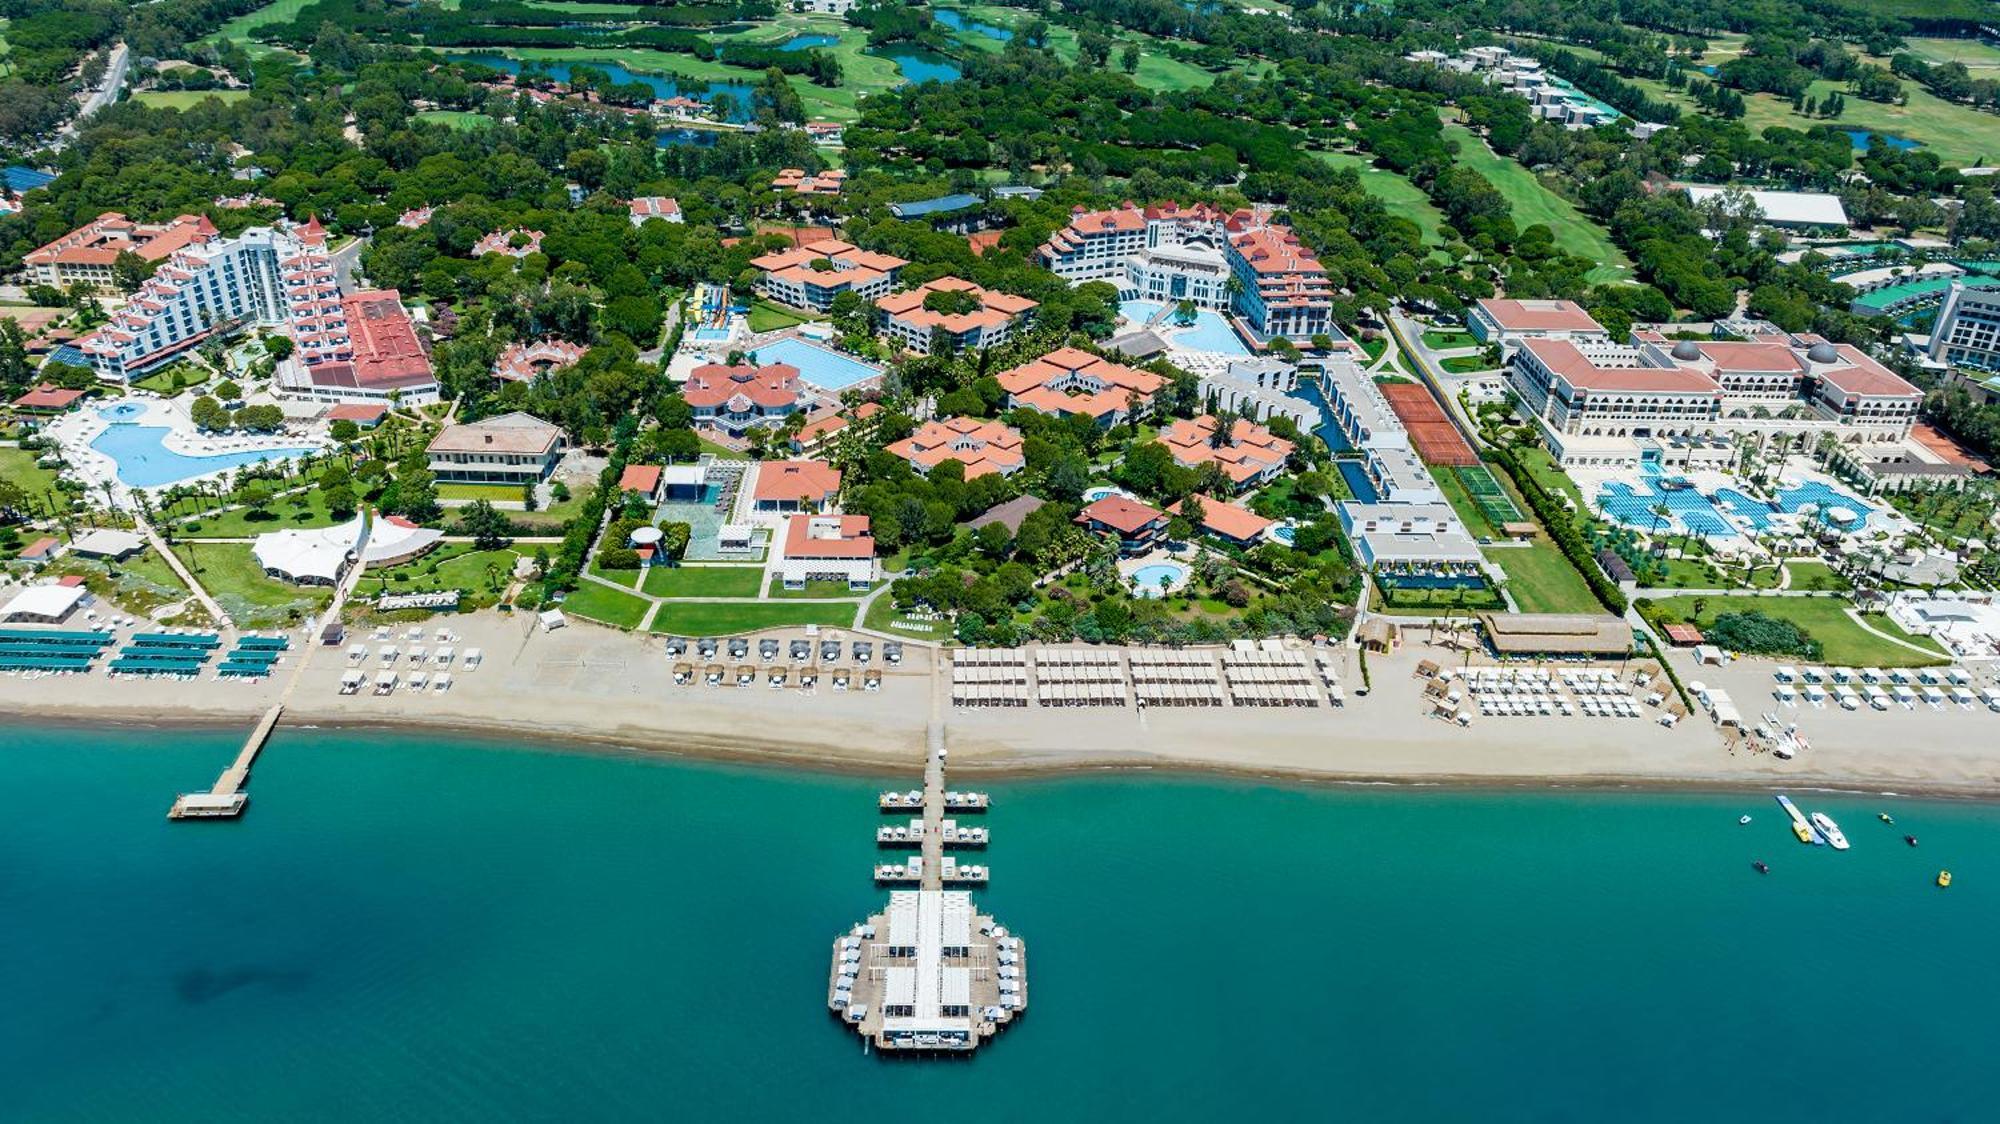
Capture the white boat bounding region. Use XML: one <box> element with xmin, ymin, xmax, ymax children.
<box><xmin>1810</xmin><ymin>811</ymin><xmax>1850</xmax><ymax>851</ymax></box>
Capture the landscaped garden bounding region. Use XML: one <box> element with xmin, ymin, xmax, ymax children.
<box><xmin>1639</xmin><ymin>594</ymin><xmax>1948</xmax><ymax>668</ymax></box>
<box><xmin>648</xmin><ymin>599</ymin><xmax>856</xmax><ymax>635</ymax></box>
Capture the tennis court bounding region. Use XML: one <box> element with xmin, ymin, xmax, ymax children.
<box><xmin>1456</xmin><ymin>465</ymin><xmax>1522</xmax><ymax>525</ymax></box>
<box><xmin>1379</xmin><ymin>383</ymin><xmax>1478</xmax><ymax>466</ymax></box>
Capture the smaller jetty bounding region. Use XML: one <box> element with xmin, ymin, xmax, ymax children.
<box><xmin>168</xmin><ymin>703</ymin><xmax>282</xmax><ymax>819</ymax></box>
<box><xmin>832</xmin><ymin>725</ymin><xmax>1025</xmax><ymax>1053</ymax></box>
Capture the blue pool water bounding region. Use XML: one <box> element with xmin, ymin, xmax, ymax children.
<box><xmin>450</xmin><ymin>55</ymin><xmax>756</xmax><ymax>122</ymax></box>
<box><xmin>871</xmin><ymin>49</ymin><xmax>962</xmax><ymax>84</ymax></box>
<box><xmin>1271</xmin><ymin>522</ymin><xmax>1297</xmax><ymax>545</ymax></box>
<box><xmin>691</xmin><ymin>327</ymin><xmax>731</xmax><ymax>343</ymax></box>
<box><xmin>1174</xmin><ymin>312</ymin><xmax>1250</xmax><ymax>356</ymax></box>
<box><xmin>1083</xmin><ymin>486</ymin><xmax>1133</xmax><ymax>504</ymax></box>
<box><xmin>1120</xmin><ymin>300</ymin><xmax>1166</xmax><ymax>324</ymax></box>
<box><xmin>98</xmin><ymin>401</ymin><xmax>147</xmax><ymax>422</ymax></box>
<box><xmin>1130</xmin><ymin>562</ymin><xmax>1187</xmax><ymax>597</ymax></box>
<box><xmin>1774</xmin><ymin>482</ymin><xmax>1873</xmax><ymax>529</ymax></box>
<box><xmin>1842</xmin><ymin>129</ymin><xmax>1921</xmax><ymax>152</ymax></box>
<box><xmin>91</xmin><ymin>425</ymin><xmax>316</xmax><ymax>489</ymax></box>
<box><xmin>1336</xmin><ymin>459</ymin><xmax>1379</xmax><ymax>503</ymax></box>
<box><xmin>748</xmin><ymin>338</ymin><xmax>883</xmax><ymax>391</ymax></box>
<box><xmin>935</xmin><ymin>9</ymin><xmax>1014</xmax><ymax>40</ymax></box>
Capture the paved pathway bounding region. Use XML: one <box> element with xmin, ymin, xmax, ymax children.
<box><xmin>136</xmin><ymin>513</ymin><xmax>232</xmax><ymax>629</ymax></box>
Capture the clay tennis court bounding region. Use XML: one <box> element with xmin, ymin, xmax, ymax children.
<box><xmin>1379</xmin><ymin>382</ymin><xmax>1478</xmax><ymax>466</ymax></box>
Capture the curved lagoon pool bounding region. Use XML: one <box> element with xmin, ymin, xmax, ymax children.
<box><xmin>91</xmin><ymin>425</ymin><xmax>317</xmax><ymax>489</ymax></box>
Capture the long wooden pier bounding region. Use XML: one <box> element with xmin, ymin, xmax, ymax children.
<box><xmin>168</xmin><ymin>703</ymin><xmax>282</xmax><ymax>819</ymax></box>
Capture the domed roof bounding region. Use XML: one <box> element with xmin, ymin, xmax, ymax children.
<box><xmin>1670</xmin><ymin>340</ymin><xmax>1702</xmax><ymax>361</ymax></box>
<box><xmin>1806</xmin><ymin>342</ymin><xmax>1840</xmax><ymax>364</ymax></box>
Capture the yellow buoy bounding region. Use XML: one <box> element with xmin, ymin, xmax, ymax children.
<box><xmin>1937</xmin><ymin>870</ymin><xmax>1952</xmax><ymax>888</ymax></box>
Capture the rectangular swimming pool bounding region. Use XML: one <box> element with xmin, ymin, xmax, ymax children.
<box><xmin>748</xmin><ymin>338</ymin><xmax>883</xmax><ymax>391</ymax></box>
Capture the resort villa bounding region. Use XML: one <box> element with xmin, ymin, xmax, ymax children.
<box><xmin>493</xmin><ymin>338</ymin><xmax>588</xmax><ymax>383</ymax></box>
<box><xmin>1037</xmin><ymin>201</ymin><xmax>1335</xmax><ymax>342</ymax></box>
<box><xmin>618</xmin><ymin>464</ymin><xmax>664</xmax><ymax>503</ymax></box>
<box><xmin>628</xmin><ymin>196</ymin><xmax>683</xmax><ymax>226</ymax></box>
<box><xmin>1509</xmin><ymin>313</ymin><xmax>1924</xmax><ymax>470</ymax></box>
<box><xmin>472</xmin><ymin>229</ymin><xmax>544</xmax><ymax>258</ymax></box>
<box><xmin>777</xmin><ymin>513</ymin><xmax>877</xmax><ymax>590</ymax></box>
<box><xmin>750</xmin><ymin>239</ymin><xmax>908</xmax><ymax>313</ymax></box>
<box><xmin>273</xmin><ymin>287</ymin><xmax>437</xmax><ymax>406</ymax></box>
<box><xmin>752</xmin><ymin>460</ymin><xmax>843</xmax><ymax>514</ymax></box>
<box><xmin>772</xmin><ymin>168</ymin><xmax>847</xmax><ymax>196</ymax></box>
<box><xmin>1466</xmin><ymin>298</ymin><xmax>1612</xmax><ymax>358</ymax></box>
<box><xmin>10</xmin><ymin>383</ymin><xmax>87</xmax><ymax>414</ymax></box>
<box><xmin>1075</xmin><ymin>495</ymin><xmax>1170</xmax><ymax>556</ymax></box>
<box><xmin>885</xmin><ymin>417</ymin><xmax>1026</xmax><ymax>479</ymax></box>
<box><xmin>24</xmin><ymin>211</ymin><xmax>219</xmax><ymax>293</ymax></box>
<box><xmin>790</xmin><ymin>402</ymin><xmax>881</xmax><ymax>455</ymax></box>
<box><xmin>874</xmin><ymin>278</ymin><xmax>1038</xmax><ymax>354</ymax></box>
<box><xmin>397</xmin><ymin>206</ymin><xmax>434</xmax><ymax>229</ymax></box>
<box><xmin>1158</xmin><ymin>414</ymin><xmax>1295</xmax><ymax>490</ymax></box>
<box><xmin>681</xmin><ymin>360</ymin><xmax>805</xmax><ymax>438</ymax></box>
<box><xmin>425</xmin><ymin>412</ymin><xmax>565</xmax><ymax>485</ymax></box>
<box><xmin>995</xmin><ymin>347</ymin><xmax>1165</xmax><ymax>427</ymax></box>
<box><xmin>1169</xmin><ymin>494</ymin><xmax>1272</xmax><ymax>547</ymax></box>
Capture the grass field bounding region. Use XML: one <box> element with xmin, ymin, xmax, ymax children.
<box><xmin>1489</xmin><ymin>537</ymin><xmax>1604</xmax><ymax>615</ymax></box>
<box><xmin>765</xmin><ymin>575</ymin><xmax>864</xmax><ymax>599</ymax></box>
<box><xmin>173</xmin><ymin>488</ymin><xmax>339</xmax><ymax>538</ymax></box>
<box><xmin>44</xmin><ymin>549</ymin><xmax>190</xmax><ymax>617</ymax></box>
<box><xmin>438</xmin><ymin>482</ymin><xmax>525</xmax><ymax>503</ymax></box>
<box><xmin>171</xmin><ymin>541</ymin><xmax>331</xmax><ymax>627</ymax></box>
<box><xmin>414</xmin><ymin>110</ymin><xmax>495</xmax><ymax>130</ymax></box>
<box><xmin>1312</xmin><ymin>151</ymin><xmax>1449</xmax><ymax>245</ymax></box>
<box><xmin>1441</xmin><ymin>355</ymin><xmax>1492</xmax><ymax>373</ymax></box>
<box><xmin>1783</xmin><ymin>560</ymin><xmax>1853</xmax><ymax>592</ymax></box>
<box><xmin>1644</xmin><ymin>594</ymin><xmax>1949</xmax><ymax>667</ymax></box>
<box><xmin>0</xmin><ymin>445</ymin><xmax>63</xmax><ymax>498</ymax></box>
<box><xmin>206</xmin><ymin>0</ymin><xmax>314</xmax><ymax>44</ymax></box>
<box><xmin>1422</xmin><ymin>329</ymin><xmax>1479</xmax><ymax>349</ymax></box>
<box><xmin>559</xmin><ymin>581</ymin><xmax>651</xmax><ymax>629</ymax></box>
<box><xmin>131</xmin><ymin>90</ymin><xmax>251</xmax><ymax>110</ymax></box>
<box><xmin>946</xmin><ymin>3</ymin><xmax>1223</xmax><ymax>93</ymax></box>
<box><xmin>860</xmin><ymin>593</ymin><xmax>947</xmax><ymax>638</ymax></box>
<box><xmin>1431</xmin><ymin>467</ymin><xmax>1499</xmax><ymax>539</ymax></box>
<box><xmin>1906</xmin><ymin>37</ymin><xmax>2000</xmax><ymax>70</ymax></box>
<box><xmin>642</xmin><ymin>564</ymin><xmax>763</xmax><ymax>598</ymax></box>
<box><xmin>747</xmin><ymin>299</ymin><xmax>813</xmax><ymax>333</ymax></box>
<box><xmin>648</xmin><ymin>599</ymin><xmax>855</xmax><ymax>635</ymax></box>
<box><xmin>369</xmin><ymin>545</ymin><xmax>518</xmax><ymax>597</ymax></box>
<box><xmin>1441</xmin><ymin>123</ymin><xmax>1634</xmax><ymax>283</ymax></box>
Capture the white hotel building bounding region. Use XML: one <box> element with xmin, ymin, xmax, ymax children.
<box><xmin>1508</xmin><ymin>314</ymin><xmax>1922</xmax><ymax>470</ymax></box>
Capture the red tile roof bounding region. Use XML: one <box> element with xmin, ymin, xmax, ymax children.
<box><xmin>783</xmin><ymin>513</ymin><xmax>874</xmax><ymax>558</ymax></box>
<box><xmin>1169</xmin><ymin>495</ymin><xmax>1271</xmax><ymax>542</ymax></box>
<box><xmin>1076</xmin><ymin>495</ymin><xmax>1166</xmax><ymax>535</ymax></box>
<box><xmin>327</xmin><ymin>403</ymin><xmax>388</xmax><ymax>422</ymax></box>
<box><xmin>754</xmin><ymin>460</ymin><xmax>842</xmax><ymax>504</ymax></box>
<box><xmin>1475</xmin><ymin>298</ymin><xmax>1604</xmax><ymax>333</ymax></box>
<box><xmin>683</xmin><ymin>362</ymin><xmax>802</xmax><ymax>410</ymax></box>
<box><xmin>619</xmin><ymin>465</ymin><xmax>663</xmax><ymax>494</ymax></box>
<box><xmin>11</xmin><ymin>383</ymin><xmax>85</xmax><ymax>410</ymax></box>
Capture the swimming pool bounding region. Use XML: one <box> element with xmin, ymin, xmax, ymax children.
<box><xmin>1119</xmin><ymin>300</ymin><xmax>1167</xmax><ymax>325</ymax></box>
<box><xmin>1129</xmin><ymin>562</ymin><xmax>1188</xmax><ymax>598</ymax></box>
<box><xmin>1270</xmin><ymin>522</ymin><xmax>1297</xmax><ymax>546</ymax></box>
<box><xmin>90</xmin><ymin>425</ymin><xmax>317</xmax><ymax>489</ymax></box>
<box><xmin>1172</xmin><ymin>312</ymin><xmax>1251</xmax><ymax>356</ymax></box>
<box><xmin>1083</xmin><ymin>485</ymin><xmax>1137</xmax><ymax>504</ymax></box>
<box><xmin>1774</xmin><ymin>482</ymin><xmax>1873</xmax><ymax>530</ymax></box>
<box><xmin>98</xmin><ymin>401</ymin><xmax>147</xmax><ymax>422</ymax></box>
<box><xmin>1336</xmin><ymin>460</ymin><xmax>1379</xmax><ymax>504</ymax></box>
<box><xmin>691</xmin><ymin>327</ymin><xmax>731</xmax><ymax>343</ymax></box>
<box><xmin>749</xmin><ymin>338</ymin><xmax>883</xmax><ymax>391</ymax></box>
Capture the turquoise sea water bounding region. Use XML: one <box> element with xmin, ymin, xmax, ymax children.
<box><xmin>4</xmin><ymin>724</ymin><xmax>1997</xmax><ymax>1120</ymax></box>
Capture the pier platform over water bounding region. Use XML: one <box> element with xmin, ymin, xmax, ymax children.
<box><xmin>833</xmin><ymin>721</ymin><xmax>1024</xmax><ymax>1053</ymax></box>
<box><xmin>168</xmin><ymin>703</ymin><xmax>282</xmax><ymax>819</ymax></box>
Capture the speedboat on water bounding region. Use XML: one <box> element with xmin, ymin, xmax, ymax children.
<box><xmin>1753</xmin><ymin>861</ymin><xmax>1769</xmax><ymax>875</ymax></box>
<box><xmin>1905</xmin><ymin>835</ymin><xmax>1919</xmax><ymax>847</ymax></box>
<box><xmin>1810</xmin><ymin>812</ymin><xmax>1850</xmax><ymax>851</ymax></box>
<box><xmin>1879</xmin><ymin>812</ymin><xmax>1895</xmax><ymax>825</ymax></box>
<box><xmin>1739</xmin><ymin>815</ymin><xmax>1752</xmax><ymax>825</ymax></box>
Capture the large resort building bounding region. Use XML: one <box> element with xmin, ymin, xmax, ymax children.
<box><xmin>1466</xmin><ymin>298</ymin><xmax>1612</xmax><ymax>358</ymax></box>
<box><xmin>750</xmin><ymin>239</ymin><xmax>908</xmax><ymax>312</ymax></box>
<box><xmin>682</xmin><ymin>360</ymin><xmax>804</xmax><ymax>438</ymax></box>
<box><xmin>1036</xmin><ymin>201</ymin><xmax>1334</xmax><ymax>343</ymax></box>
<box><xmin>24</xmin><ymin>212</ymin><xmax>219</xmax><ymax>293</ymax></box>
<box><xmin>874</xmin><ymin>277</ymin><xmax>1037</xmax><ymax>354</ymax></box>
<box><xmin>68</xmin><ymin>214</ymin><xmax>437</xmax><ymax>402</ymax></box>
<box><xmin>778</xmin><ymin>513</ymin><xmax>877</xmax><ymax>590</ymax></box>
<box><xmin>995</xmin><ymin>346</ymin><xmax>1164</xmax><ymax>427</ymax></box>
<box><xmin>1507</xmin><ymin>311</ymin><xmax>1923</xmax><ymax>470</ymax></box>
<box><xmin>425</xmin><ymin>412</ymin><xmax>565</xmax><ymax>485</ymax></box>
<box><xmin>886</xmin><ymin>417</ymin><xmax>1026</xmax><ymax>478</ymax></box>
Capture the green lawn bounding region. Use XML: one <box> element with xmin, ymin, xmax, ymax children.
<box><xmin>1422</xmin><ymin>329</ymin><xmax>1479</xmax><ymax>350</ymax></box>
<box><xmin>170</xmin><ymin>541</ymin><xmax>331</xmax><ymax>627</ymax></box>
<box><xmin>559</xmin><ymin>581</ymin><xmax>651</xmax><ymax>629</ymax></box>
<box><xmin>643</xmin><ymin>564</ymin><xmax>763</xmax><ymax>598</ymax></box>
<box><xmin>44</xmin><ymin>548</ymin><xmax>190</xmax><ymax>617</ymax></box>
<box><xmin>0</xmin><ymin>444</ymin><xmax>63</xmax><ymax>498</ymax></box>
<box><xmin>747</xmin><ymin>298</ymin><xmax>813</xmax><ymax>333</ymax></box>
<box><xmin>1312</xmin><ymin>151</ymin><xmax>1449</xmax><ymax>245</ymax></box>
<box><xmin>206</xmin><ymin>0</ymin><xmax>316</xmax><ymax>44</ymax></box>
<box><xmin>171</xmin><ymin>488</ymin><xmax>339</xmax><ymax>538</ymax></box>
<box><xmin>1441</xmin><ymin>355</ymin><xmax>1491</xmax><ymax>374</ymax></box>
<box><xmin>1372</xmin><ymin>581</ymin><xmax>1507</xmax><ymax>615</ymax></box>
<box><xmin>1430</xmin><ymin>467</ymin><xmax>1499</xmax><ymax>540</ymax></box>
<box><xmin>131</xmin><ymin>90</ymin><xmax>251</xmax><ymax>110</ymax></box>
<box><xmin>1516</xmin><ymin>446</ymin><xmax>1587</xmax><ymax>509</ymax></box>
<box><xmin>946</xmin><ymin>3</ymin><xmax>1228</xmax><ymax>93</ymax></box>
<box><xmin>438</xmin><ymin>482</ymin><xmax>526</xmax><ymax>503</ymax></box>
<box><xmin>414</xmin><ymin>109</ymin><xmax>494</xmax><ymax>130</ymax></box>
<box><xmin>648</xmin><ymin>599</ymin><xmax>855</xmax><ymax>635</ymax></box>
<box><xmin>1440</xmin><ymin>123</ymin><xmax>1634</xmax><ymax>283</ymax></box>
<box><xmin>132</xmin><ymin>364</ymin><xmax>209</xmax><ymax>395</ymax></box>
<box><xmin>589</xmin><ymin>563</ymin><xmax>640</xmax><ymax>588</ymax></box>
<box><xmin>1783</xmin><ymin>560</ymin><xmax>1852</xmax><ymax>592</ymax></box>
<box><xmin>1645</xmin><ymin>594</ymin><xmax>1949</xmax><ymax>667</ymax></box>
<box><xmin>1488</xmin><ymin>537</ymin><xmax>1604</xmax><ymax>614</ymax></box>
<box><xmin>367</xmin><ymin>544</ymin><xmax>518</xmax><ymax>598</ymax></box>
<box><xmin>861</xmin><ymin>592</ymin><xmax>947</xmax><ymax>638</ymax></box>
<box><xmin>766</xmin><ymin>574</ymin><xmax>864</xmax><ymax>599</ymax></box>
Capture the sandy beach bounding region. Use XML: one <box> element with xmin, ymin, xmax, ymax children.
<box><xmin>4</xmin><ymin>610</ymin><xmax>1999</xmax><ymax>798</ymax></box>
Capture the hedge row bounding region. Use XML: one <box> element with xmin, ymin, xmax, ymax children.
<box><xmin>1488</xmin><ymin>446</ymin><xmax>1628</xmax><ymax>615</ymax></box>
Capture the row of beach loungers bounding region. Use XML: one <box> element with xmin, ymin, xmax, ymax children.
<box><xmin>670</xmin><ymin>662</ymin><xmax>881</xmax><ymax>692</ymax></box>
<box><xmin>340</xmin><ymin>669</ymin><xmax>454</xmax><ymax>696</ymax></box>
<box><xmin>662</xmin><ymin>636</ymin><xmax>900</xmax><ymax>665</ymax></box>
<box><xmin>948</xmin><ymin>644</ymin><xmax>1342</xmax><ymax>709</ymax></box>
<box><xmin>1773</xmin><ymin>664</ymin><xmax>1974</xmax><ymax>688</ymax></box>
<box><xmin>1774</xmin><ymin>679</ymin><xmax>1997</xmax><ymax>713</ymax></box>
